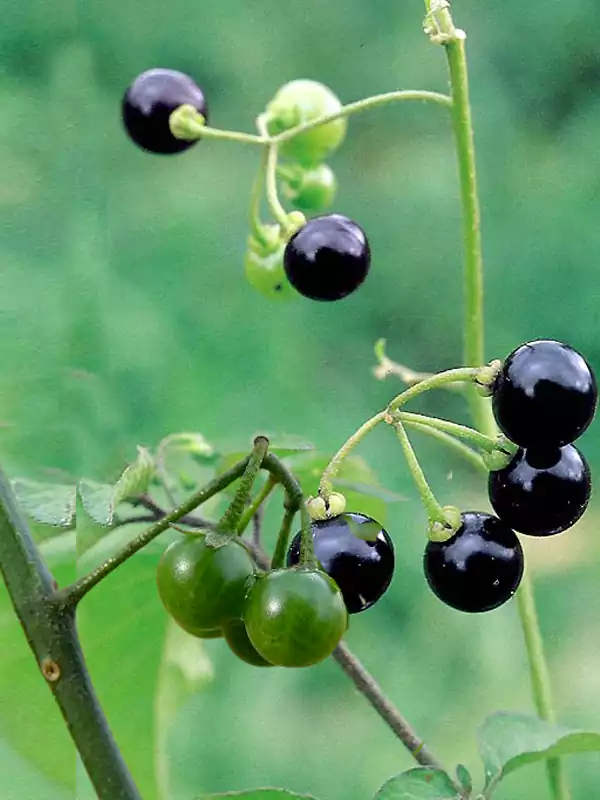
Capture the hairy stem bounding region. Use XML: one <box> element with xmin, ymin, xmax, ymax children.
<box><xmin>396</xmin><ymin>411</ymin><xmax>503</xmax><ymax>453</ymax></box>
<box><xmin>0</xmin><ymin>470</ymin><xmax>141</xmax><ymax>799</ymax></box>
<box><xmin>237</xmin><ymin>475</ymin><xmax>278</xmax><ymax>534</ymax></box>
<box><xmin>270</xmin><ymin>505</ymin><xmax>297</xmax><ymax>570</ymax></box>
<box><xmin>402</xmin><ymin>419</ymin><xmax>485</xmax><ymax>470</ymax></box>
<box><xmin>218</xmin><ymin>437</ymin><xmax>269</xmax><ymax>532</ymax></box>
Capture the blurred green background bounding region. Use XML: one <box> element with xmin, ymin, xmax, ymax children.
<box><xmin>1</xmin><ymin>0</ymin><xmax>600</xmax><ymax>797</ymax></box>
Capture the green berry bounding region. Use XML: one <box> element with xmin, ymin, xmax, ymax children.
<box><xmin>280</xmin><ymin>164</ymin><xmax>337</xmax><ymax>212</ymax></box>
<box><xmin>266</xmin><ymin>80</ymin><xmax>347</xmax><ymax>166</ymax></box>
<box><xmin>156</xmin><ymin>535</ymin><xmax>255</xmax><ymax>634</ymax></box>
<box><xmin>244</xmin><ymin>567</ymin><xmax>348</xmax><ymax>667</ymax></box>
<box><xmin>245</xmin><ymin>241</ymin><xmax>295</xmax><ymax>300</ymax></box>
<box><xmin>223</xmin><ymin>619</ymin><xmax>273</xmax><ymax>667</ymax></box>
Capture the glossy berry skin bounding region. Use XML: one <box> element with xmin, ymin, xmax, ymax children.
<box><xmin>489</xmin><ymin>445</ymin><xmax>591</xmax><ymax>537</ymax></box>
<box><xmin>266</xmin><ymin>80</ymin><xmax>346</xmax><ymax>166</ymax></box>
<box><xmin>492</xmin><ymin>340</ymin><xmax>597</xmax><ymax>448</ymax></box>
<box><xmin>223</xmin><ymin>619</ymin><xmax>273</xmax><ymax>667</ymax></box>
<box><xmin>286</xmin><ymin>512</ymin><xmax>394</xmax><ymax>614</ymax></box>
<box><xmin>156</xmin><ymin>535</ymin><xmax>255</xmax><ymax>634</ymax></box>
<box><xmin>284</xmin><ymin>214</ymin><xmax>370</xmax><ymax>301</ymax></box>
<box><xmin>122</xmin><ymin>68</ymin><xmax>208</xmax><ymax>154</ymax></box>
<box><xmin>424</xmin><ymin>512</ymin><xmax>524</xmax><ymax>613</ymax></box>
<box><xmin>244</xmin><ymin>568</ymin><xmax>348</xmax><ymax>667</ymax></box>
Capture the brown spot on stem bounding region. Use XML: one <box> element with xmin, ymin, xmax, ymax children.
<box><xmin>41</xmin><ymin>658</ymin><xmax>61</xmax><ymax>682</ymax></box>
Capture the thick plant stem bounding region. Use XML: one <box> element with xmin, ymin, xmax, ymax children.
<box><xmin>0</xmin><ymin>470</ymin><xmax>141</xmax><ymax>799</ymax></box>
<box><xmin>237</xmin><ymin>475</ymin><xmax>277</xmax><ymax>534</ymax></box>
<box><xmin>435</xmin><ymin>5</ymin><xmax>569</xmax><ymax>796</ymax></box>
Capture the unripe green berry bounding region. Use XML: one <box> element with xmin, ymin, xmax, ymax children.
<box><xmin>266</xmin><ymin>80</ymin><xmax>347</xmax><ymax>166</ymax></box>
<box><xmin>245</xmin><ymin>226</ymin><xmax>295</xmax><ymax>300</ymax></box>
<box><xmin>280</xmin><ymin>164</ymin><xmax>337</xmax><ymax>212</ymax></box>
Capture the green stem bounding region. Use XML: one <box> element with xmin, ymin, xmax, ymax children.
<box><xmin>0</xmin><ymin>470</ymin><xmax>141</xmax><ymax>799</ymax></box>
<box><xmin>169</xmin><ymin>105</ymin><xmax>267</xmax><ymax>146</ymax></box>
<box><xmin>391</xmin><ymin>419</ymin><xmax>447</xmax><ymax>526</ymax></box>
<box><xmin>319</xmin><ymin>411</ymin><xmax>387</xmax><ymax>498</ymax></box>
<box><xmin>402</xmin><ymin>419</ymin><xmax>485</xmax><ymax>471</ymax></box>
<box><xmin>236</xmin><ymin>475</ymin><xmax>278</xmax><ymax>535</ymax></box>
<box><xmin>273</xmin><ymin>89</ymin><xmax>451</xmax><ymax>145</ymax></box>
<box><xmin>432</xmin><ymin>4</ymin><xmax>568</xmax><ymax>796</ymax></box>
<box><xmin>396</xmin><ymin>411</ymin><xmax>501</xmax><ymax>453</ymax></box>
<box><xmin>249</xmin><ymin>146</ymin><xmax>271</xmax><ymax>245</ymax></box>
<box><xmin>386</xmin><ymin>367</ymin><xmax>479</xmax><ymax>412</ymax></box>
<box><xmin>218</xmin><ymin>437</ymin><xmax>269</xmax><ymax>532</ymax></box>
<box><xmin>271</xmin><ymin>505</ymin><xmax>297</xmax><ymax>570</ymax></box>
<box><xmin>58</xmin><ymin>455</ymin><xmax>253</xmax><ymax>608</ymax></box>
<box><xmin>261</xmin><ymin>453</ymin><xmax>315</xmax><ymax>566</ymax></box>
<box><xmin>516</xmin><ymin>573</ymin><xmax>570</xmax><ymax>799</ymax></box>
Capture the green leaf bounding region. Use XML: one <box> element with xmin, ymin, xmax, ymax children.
<box><xmin>454</xmin><ymin>764</ymin><xmax>472</xmax><ymax>794</ymax></box>
<box><xmin>78</xmin><ymin>447</ymin><xmax>155</xmax><ymax>527</ymax></box>
<box><xmin>112</xmin><ymin>446</ymin><xmax>155</xmax><ymax>507</ymax></box>
<box><xmin>11</xmin><ymin>479</ymin><xmax>76</xmax><ymax>528</ymax></box>
<box><xmin>478</xmin><ymin>711</ymin><xmax>600</xmax><ymax>790</ymax></box>
<box><xmin>204</xmin><ymin>530</ymin><xmax>233</xmax><ymax>549</ymax></box>
<box><xmin>199</xmin><ymin>791</ymin><xmax>320</xmax><ymax>800</ymax></box>
<box><xmin>373</xmin><ymin>768</ymin><xmax>459</xmax><ymax>799</ymax></box>
<box><xmin>78</xmin><ymin>481</ymin><xmax>114</xmax><ymax>527</ymax></box>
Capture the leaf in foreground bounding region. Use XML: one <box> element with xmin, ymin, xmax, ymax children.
<box><xmin>478</xmin><ymin>711</ymin><xmax>600</xmax><ymax>790</ymax></box>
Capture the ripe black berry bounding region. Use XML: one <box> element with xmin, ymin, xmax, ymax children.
<box><xmin>492</xmin><ymin>340</ymin><xmax>597</xmax><ymax>448</ymax></box>
<box><xmin>424</xmin><ymin>512</ymin><xmax>524</xmax><ymax>613</ymax></box>
<box><xmin>489</xmin><ymin>445</ymin><xmax>591</xmax><ymax>537</ymax></box>
<box><xmin>122</xmin><ymin>68</ymin><xmax>208</xmax><ymax>155</ymax></box>
<box><xmin>283</xmin><ymin>214</ymin><xmax>370</xmax><ymax>301</ymax></box>
<box><xmin>286</xmin><ymin>512</ymin><xmax>394</xmax><ymax>614</ymax></box>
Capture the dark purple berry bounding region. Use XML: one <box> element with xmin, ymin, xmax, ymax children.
<box><xmin>492</xmin><ymin>340</ymin><xmax>597</xmax><ymax>448</ymax></box>
<box><xmin>489</xmin><ymin>445</ymin><xmax>591</xmax><ymax>537</ymax></box>
<box><xmin>283</xmin><ymin>214</ymin><xmax>370</xmax><ymax>301</ymax></box>
<box><xmin>286</xmin><ymin>512</ymin><xmax>394</xmax><ymax>613</ymax></box>
<box><xmin>122</xmin><ymin>68</ymin><xmax>207</xmax><ymax>155</ymax></box>
<box><xmin>424</xmin><ymin>512</ymin><xmax>524</xmax><ymax>613</ymax></box>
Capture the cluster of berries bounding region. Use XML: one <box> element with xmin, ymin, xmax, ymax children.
<box><xmin>157</xmin><ymin>512</ymin><xmax>394</xmax><ymax>668</ymax></box>
<box><xmin>425</xmin><ymin>339</ymin><xmax>596</xmax><ymax>613</ymax></box>
<box><xmin>121</xmin><ymin>69</ymin><xmax>370</xmax><ymax>303</ymax></box>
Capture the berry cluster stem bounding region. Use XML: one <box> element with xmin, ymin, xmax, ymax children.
<box><xmin>217</xmin><ymin>436</ymin><xmax>270</xmax><ymax>532</ymax></box>
<box><xmin>391</xmin><ymin>419</ymin><xmax>448</xmax><ymax>528</ymax></box>
<box><xmin>236</xmin><ymin>475</ymin><xmax>278</xmax><ymax>534</ymax></box>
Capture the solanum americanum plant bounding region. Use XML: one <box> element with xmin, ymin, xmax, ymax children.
<box><xmin>2</xmin><ymin>4</ymin><xmax>600</xmax><ymax>800</ymax></box>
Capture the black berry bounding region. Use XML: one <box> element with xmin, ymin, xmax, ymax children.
<box><xmin>283</xmin><ymin>214</ymin><xmax>370</xmax><ymax>301</ymax></box>
<box><xmin>489</xmin><ymin>445</ymin><xmax>591</xmax><ymax>537</ymax></box>
<box><xmin>286</xmin><ymin>512</ymin><xmax>394</xmax><ymax>614</ymax></box>
<box><xmin>492</xmin><ymin>340</ymin><xmax>597</xmax><ymax>448</ymax></box>
<box><xmin>122</xmin><ymin>68</ymin><xmax>208</xmax><ymax>155</ymax></box>
<box><xmin>424</xmin><ymin>512</ymin><xmax>524</xmax><ymax>613</ymax></box>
